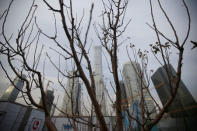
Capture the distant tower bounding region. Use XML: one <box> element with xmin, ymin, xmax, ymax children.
<box><xmin>61</xmin><ymin>71</ymin><xmax>81</xmax><ymax>115</ymax></box>
<box><xmin>39</xmin><ymin>89</ymin><xmax>54</xmax><ymax>114</ymax></box>
<box><xmin>119</xmin><ymin>81</ymin><xmax>128</xmax><ymax>111</ymax></box>
<box><xmin>94</xmin><ymin>46</ymin><xmax>106</xmax><ymax>115</ymax></box>
<box><xmin>151</xmin><ymin>64</ymin><xmax>197</xmax><ymax>117</ymax></box>
<box><xmin>120</xmin><ymin>81</ymin><xmax>127</xmax><ymax>103</ymax></box>
<box><xmin>46</xmin><ymin>90</ymin><xmax>55</xmax><ymax>113</ymax></box>
<box><xmin>1</xmin><ymin>75</ymin><xmax>26</xmax><ymax>102</ymax></box>
<box><xmin>94</xmin><ymin>46</ymin><xmax>102</xmax><ymax>76</ymax></box>
<box><xmin>123</xmin><ymin>62</ymin><xmax>156</xmax><ymax>118</ymax></box>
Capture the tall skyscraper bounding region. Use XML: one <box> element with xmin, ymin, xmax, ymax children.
<box><xmin>120</xmin><ymin>81</ymin><xmax>127</xmax><ymax>103</ymax></box>
<box><xmin>94</xmin><ymin>46</ymin><xmax>106</xmax><ymax>115</ymax></box>
<box><xmin>39</xmin><ymin>90</ymin><xmax>54</xmax><ymax>114</ymax></box>
<box><xmin>119</xmin><ymin>81</ymin><xmax>128</xmax><ymax>111</ymax></box>
<box><xmin>61</xmin><ymin>71</ymin><xmax>81</xmax><ymax>115</ymax></box>
<box><xmin>151</xmin><ymin>64</ymin><xmax>197</xmax><ymax>117</ymax></box>
<box><xmin>123</xmin><ymin>62</ymin><xmax>156</xmax><ymax>118</ymax></box>
<box><xmin>1</xmin><ymin>75</ymin><xmax>26</xmax><ymax>102</ymax></box>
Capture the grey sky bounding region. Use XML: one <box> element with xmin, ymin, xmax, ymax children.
<box><xmin>0</xmin><ymin>0</ymin><xmax>197</xmax><ymax>113</ymax></box>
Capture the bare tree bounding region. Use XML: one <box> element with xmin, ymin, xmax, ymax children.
<box><xmin>94</xmin><ymin>0</ymin><xmax>131</xmax><ymax>130</ymax></box>
<box><xmin>144</xmin><ymin>0</ymin><xmax>191</xmax><ymax>130</ymax></box>
<box><xmin>0</xmin><ymin>0</ymin><xmax>192</xmax><ymax>130</ymax></box>
<box><xmin>120</xmin><ymin>0</ymin><xmax>191</xmax><ymax>130</ymax></box>
<box><xmin>40</xmin><ymin>0</ymin><xmax>109</xmax><ymax>130</ymax></box>
<box><xmin>95</xmin><ymin>0</ymin><xmax>191</xmax><ymax>130</ymax></box>
<box><xmin>0</xmin><ymin>0</ymin><xmax>57</xmax><ymax>130</ymax></box>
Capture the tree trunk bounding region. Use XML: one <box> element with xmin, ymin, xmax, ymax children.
<box><xmin>45</xmin><ymin>116</ymin><xmax>57</xmax><ymax>131</ymax></box>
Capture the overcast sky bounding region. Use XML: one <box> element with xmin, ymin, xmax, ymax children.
<box><xmin>0</xmin><ymin>0</ymin><xmax>197</xmax><ymax>114</ymax></box>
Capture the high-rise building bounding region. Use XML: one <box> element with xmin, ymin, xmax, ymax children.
<box><xmin>120</xmin><ymin>81</ymin><xmax>127</xmax><ymax>103</ymax></box>
<box><xmin>151</xmin><ymin>64</ymin><xmax>197</xmax><ymax>117</ymax></box>
<box><xmin>46</xmin><ymin>90</ymin><xmax>55</xmax><ymax>113</ymax></box>
<box><xmin>123</xmin><ymin>62</ymin><xmax>156</xmax><ymax>118</ymax></box>
<box><xmin>119</xmin><ymin>81</ymin><xmax>128</xmax><ymax>111</ymax></box>
<box><xmin>94</xmin><ymin>46</ymin><xmax>106</xmax><ymax>115</ymax></box>
<box><xmin>39</xmin><ymin>90</ymin><xmax>54</xmax><ymax>114</ymax></box>
<box><xmin>1</xmin><ymin>75</ymin><xmax>26</xmax><ymax>102</ymax></box>
<box><xmin>61</xmin><ymin>71</ymin><xmax>81</xmax><ymax>115</ymax></box>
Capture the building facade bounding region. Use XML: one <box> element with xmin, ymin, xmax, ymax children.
<box><xmin>52</xmin><ymin>116</ymin><xmax>116</xmax><ymax>131</ymax></box>
<box><xmin>0</xmin><ymin>101</ymin><xmax>45</xmax><ymax>131</ymax></box>
<box><xmin>46</xmin><ymin>90</ymin><xmax>54</xmax><ymax>114</ymax></box>
<box><xmin>120</xmin><ymin>81</ymin><xmax>127</xmax><ymax>104</ymax></box>
<box><xmin>151</xmin><ymin>64</ymin><xmax>197</xmax><ymax>117</ymax></box>
<box><xmin>1</xmin><ymin>75</ymin><xmax>26</xmax><ymax>102</ymax></box>
<box><xmin>122</xmin><ymin>62</ymin><xmax>156</xmax><ymax>119</ymax></box>
<box><xmin>39</xmin><ymin>89</ymin><xmax>54</xmax><ymax>115</ymax></box>
<box><xmin>61</xmin><ymin>71</ymin><xmax>81</xmax><ymax>116</ymax></box>
<box><xmin>94</xmin><ymin>46</ymin><xmax>106</xmax><ymax>115</ymax></box>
